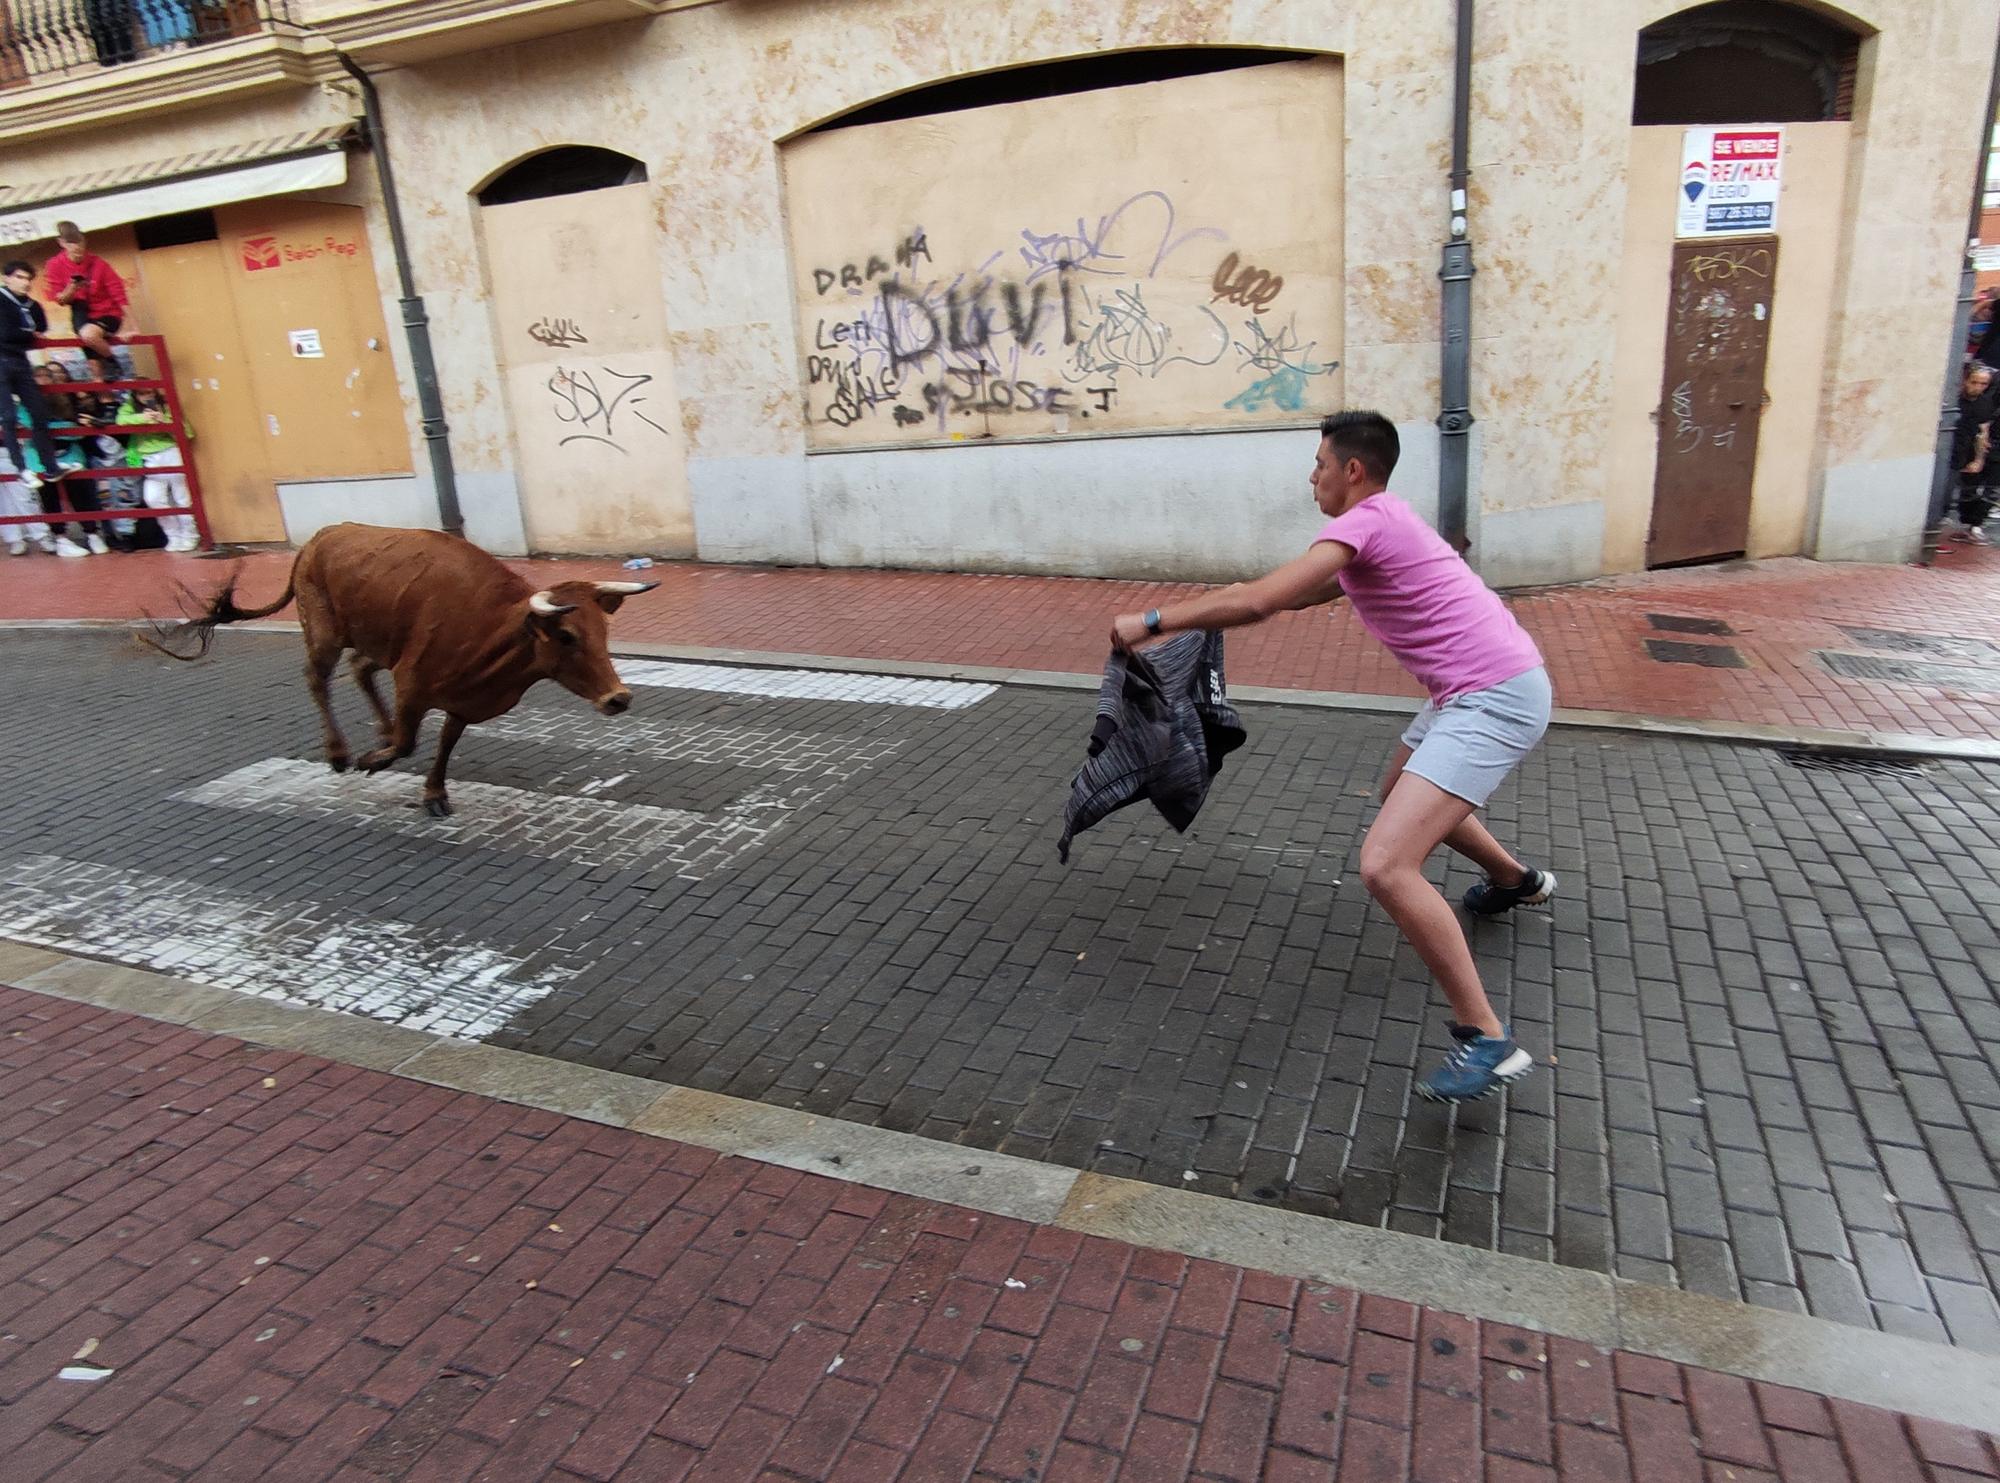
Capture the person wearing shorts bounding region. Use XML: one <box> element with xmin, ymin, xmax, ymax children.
<box><xmin>1111</xmin><ymin>409</ymin><xmax>1553</xmax><ymax>1103</ymax></box>
<box><xmin>43</xmin><ymin>222</ymin><xmax>128</xmax><ymax>376</ymax></box>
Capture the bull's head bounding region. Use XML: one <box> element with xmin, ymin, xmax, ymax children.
<box><xmin>526</xmin><ymin>580</ymin><xmax>659</xmax><ymax>715</ymax></box>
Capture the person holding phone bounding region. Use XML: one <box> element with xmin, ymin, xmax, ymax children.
<box><xmin>42</xmin><ymin>222</ymin><xmax>129</xmax><ymax>377</ymax></box>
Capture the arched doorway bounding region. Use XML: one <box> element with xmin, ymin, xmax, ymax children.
<box><xmin>476</xmin><ymin>146</ymin><xmax>693</xmax><ymax>556</ymax></box>
<box><xmin>1634</xmin><ymin>2</ymin><xmax>1863</xmax><ymax>568</ymax></box>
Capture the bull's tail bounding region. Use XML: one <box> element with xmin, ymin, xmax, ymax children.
<box><xmin>140</xmin><ymin>559</ymin><xmax>300</xmax><ymax>661</ymax></box>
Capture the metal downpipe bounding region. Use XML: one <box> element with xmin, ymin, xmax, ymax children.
<box><xmin>338</xmin><ymin>54</ymin><xmax>464</xmax><ymax>538</ymax></box>
<box><xmin>1438</xmin><ymin>0</ymin><xmax>1475</xmax><ymax>553</ymax></box>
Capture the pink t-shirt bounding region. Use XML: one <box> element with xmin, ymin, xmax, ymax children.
<box><xmin>1316</xmin><ymin>492</ymin><xmax>1543</xmax><ymax>703</ymax></box>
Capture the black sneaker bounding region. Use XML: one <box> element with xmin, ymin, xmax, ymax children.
<box><xmin>1463</xmin><ymin>865</ymin><xmax>1556</xmax><ymax>916</ymax></box>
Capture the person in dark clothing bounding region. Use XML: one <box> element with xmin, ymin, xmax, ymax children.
<box><xmin>1974</xmin><ymin>303</ymin><xmax>2000</xmax><ymax>370</ymax></box>
<box><xmin>1952</xmin><ymin>361</ymin><xmax>1998</xmax><ymax>543</ymax></box>
<box><xmin>0</xmin><ymin>259</ymin><xmax>64</xmax><ymax>496</ymax></box>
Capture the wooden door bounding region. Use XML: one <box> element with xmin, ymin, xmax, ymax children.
<box><xmin>1646</xmin><ymin>237</ymin><xmax>1777</xmax><ymax>568</ymax></box>
<box><xmin>215</xmin><ymin>200</ymin><xmax>411</xmax><ymax>483</ymax></box>
<box><xmin>137</xmin><ymin>240</ymin><xmax>284</xmax><ymax>543</ymax></box>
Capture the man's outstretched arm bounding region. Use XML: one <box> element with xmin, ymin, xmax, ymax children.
<box><xmin>1112</xmin><ymin>539</ymin><xmax>1352</xmax><ymax>650</ymax></box>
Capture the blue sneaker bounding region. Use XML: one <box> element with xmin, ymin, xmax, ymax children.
<box><xmin>1418</xmin><ymin>1024</ymin><xmax>1533</xmax><ymax>1103</ymax></box>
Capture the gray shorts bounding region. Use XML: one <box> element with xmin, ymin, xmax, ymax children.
<box><xmin>1399</xmin><ymin>666</ymin><xmax>1552</xmax><ymax>806</ymax></box>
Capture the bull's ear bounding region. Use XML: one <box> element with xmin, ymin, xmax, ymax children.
<box><xmin>592</xmin><ymin>580</ymin><xmax>658</xmax><ymax>614</ymax></box>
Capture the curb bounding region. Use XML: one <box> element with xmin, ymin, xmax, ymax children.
<box><xmin>5</xmin><ymin>937</ymin><xmax>1998</xmax><ymax>1433</ymax></box>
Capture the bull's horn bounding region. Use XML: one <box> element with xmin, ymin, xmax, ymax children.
<box><xmin>593</xmin><ymin>580</ymin><xmax>660</xmax><ymax>596</ymax></box>
<box><xmin>527</xmin><ymin>590</ymin><xmax>576</xmax><ymax>616</ymax></box>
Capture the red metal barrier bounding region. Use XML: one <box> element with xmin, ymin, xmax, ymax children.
<box><xmin>1</xmin><ymin>334</ymin><xmax>211</xmax><ymax>550</ymax></box>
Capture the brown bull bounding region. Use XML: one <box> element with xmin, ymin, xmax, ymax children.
<box><xmin>147</xmin><ymin>523</ymin><xmax>657</xmax><ymax>816</ymax></box>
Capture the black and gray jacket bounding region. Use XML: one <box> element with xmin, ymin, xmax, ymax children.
<box><xmin>0</xmin><ymin>288</ymin><xmax>46</xmax><ymax>363</ymax></box>
<box><xmin>1057</xmin><ymin>629</ymin><xmax>1246</xmax><ymax>862</ymax></box>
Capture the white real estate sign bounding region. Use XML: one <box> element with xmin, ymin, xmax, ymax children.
<box><xmin>1677</xmin><ymin>127</ymin><xmax>1784</xmax><ymax>238</ymax></box>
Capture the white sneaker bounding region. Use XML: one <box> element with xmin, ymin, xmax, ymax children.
<box><xmin>19</xmin><ymin>470</ymin><xmax>41</xmax><ymax>492</ymax></box>
<box><xmin>35</xmin><ymin>536</ymin><xmax>56</xmax><ymax>555</ymax></box>
<box><xmin>167</xmin><ymin>535</ymin><xmax>197</xmax><ymax>553</ymax></box>
<box><xmin>5</xmin><ymin>542</ymin><xmax>24</xmax><ymax>557</ymax></box>
<box><xmin>52</xmin><ymin>536</ymin><xmax>89</xmax><ymax>558</ymax></box>
<box><xmin>85</xmin><ymin>533</ymin><xmax>109</xmax><ymax>555</ymax></box>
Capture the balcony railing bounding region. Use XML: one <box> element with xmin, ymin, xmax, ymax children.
<box><xmin>1</xmin><ymin>1</ymin><xmax>295</xmax><ymax>89</ymax></box>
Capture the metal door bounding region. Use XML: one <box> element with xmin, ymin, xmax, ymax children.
<box><xmin>1646</xmin><ymin>237</ymin><xmax>1776</xmax><ymax>568</ymax></box>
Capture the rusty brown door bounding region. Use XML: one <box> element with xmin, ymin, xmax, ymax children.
<box><xmin>1646</xmin><ymin>238</ymin><xmax>1777</xmax><ymax>568</ymax></box>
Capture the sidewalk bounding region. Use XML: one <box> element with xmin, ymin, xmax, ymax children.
<box><xmin>4</xmin><ymin>540</ymin><xmax>1999</xmax><ymax>742</ymax></box>
<box><xmin>4</xmin><ymin>981</ymin><xmax>1996</xmax><ymax>1483</ymax></box>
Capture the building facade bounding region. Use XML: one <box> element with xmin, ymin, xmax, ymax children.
<box><xmin>1</xmin><ymin>0</ymin><xmax>1993</xmax><ymax>585</ymax></box>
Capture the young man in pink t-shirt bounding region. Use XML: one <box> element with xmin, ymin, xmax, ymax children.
<box><xmin>1111</xmin><ymin>410</ymin><xmax>1553</xmax><ymax>1103</ymax></box>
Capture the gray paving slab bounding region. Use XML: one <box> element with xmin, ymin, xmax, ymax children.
<box><xmin>1</xmin><ymin>627</ymin><xmax>1997</xmax><ymax>1348</ymax></box>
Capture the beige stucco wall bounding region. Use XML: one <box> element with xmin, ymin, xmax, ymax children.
<box><xmin>0</xmin><ymin>0</ymin><xmax>1993</xmax><ymax>575</ymax></box>
<box><xmin>1604</xmin><ymin>123</ymin><xmax>1853</xmax><ymax>572</ymax></box>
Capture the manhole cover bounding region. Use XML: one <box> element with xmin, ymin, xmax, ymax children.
<box><xmin>1777</xmin><ymin>745</ymin><xmax>1928</xmax><ymax>777</ymax></box>
<box><xmin>1818</xmin><ymin>651</ymin><xmax>2000</xmax><ymax>693</ymax></box>
<box><xmin>1647</xmin><ymin>613</ymin><xmax>1736</xmax><ymax>636</ymax></box>
<box><xmin>1835</xmin><ymin>627</ymin><xmax>2000</xmax><ymax>664</ymax></box>
<box><xmin>1644</xmin><ymin>638</ymin><xmax>1747</xmax><ymax>668</ymax></box>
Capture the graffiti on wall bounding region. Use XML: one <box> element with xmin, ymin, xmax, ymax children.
<box><xmin>798</xmin><ymin>189</ymin><xmax>1338</xmax><ymax>443</ymax></box>
<box><xmin>547</xmin><ymin>362</ymin><xmax>671</xmax><ymax>455</ymax></box>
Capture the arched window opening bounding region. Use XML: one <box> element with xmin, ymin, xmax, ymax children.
<box><xmin>810</xmin><ymin>47</ymin><xmax>1322</xmax><ymax>133</ymax></box>
<box><xmin>1634</xmin><ymin>1</ymin><xmax>1864</xmax><ymax>125</ymax></box>
<box><xmin>477</xmin><ymin>146</ymin><xmax>647</xmax><ymax>207</ymax></box>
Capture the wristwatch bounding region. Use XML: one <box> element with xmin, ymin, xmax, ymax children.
<box><xmin>1143</xmin><ymin>609</ymin><xmax>1163</xmax><ymax>635</ymax></box>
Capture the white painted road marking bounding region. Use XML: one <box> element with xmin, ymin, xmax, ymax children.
<box><xmin>616</xmin><ymin>659</ymin><xmax>997</xmax><ymax>710</ymax></box>
<box><xmin>0</xmin><ymin>855</ymin><xmax>569</xmax><ymax>1038</ymax></box>
<box><xmin>177</xmin><ymin>739</ymin><xmax>898</xmax><ymax>878</ymax></box>
<box><xmin>480</xmin><ymin>711</ymin><xmax>903</xmax><ymax>771</ymax></box>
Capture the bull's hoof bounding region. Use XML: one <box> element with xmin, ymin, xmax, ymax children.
<box><xmin>328</xmin><ymin>754</ymin><xmax>350</xmax><ymax>774</ymax></box>
<box><xmin>356</xmin><ymin>750</ymin><xmax>394</xmax><ymax>774</ymax></box>
<box><xmin>423</xmin><ymin>795</ymin><xmax>453</xmax><ymax>818</ymax></box>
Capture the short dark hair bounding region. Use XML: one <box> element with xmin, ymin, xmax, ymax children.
<box><xmin>1319</xmin><ymin>410</ymin><xmax>1400</xmax><ymax>483</ymax></box>
<box><xmin>55</xmin><ymin>221</ymin><xmax>82</xmax><ymax>244</ymax></box>
<box><xmin>1</xmin><ymin>260</ymin><xmax>29</xmax><ymax>277</ymax></box>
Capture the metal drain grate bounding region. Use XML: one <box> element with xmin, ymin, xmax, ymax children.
<box><xmin>1645</xmin><ymin>638</ymin><xmax>1747</xmax><ymax>668</ymax></box>
<box><xmin>1648</xmin><ymin>613</ymin><xmax>1737</xmax><ymax>636</ymax></box>
<box><xmin>1777</xmin><ymin>745</ymin><xmax>1929</xmax><ymax>778</ymax></box>
<box><xmin>1836</xmin><ymin>627</ymin><xmax>2000</xmax><ymax>664</ymax></box>
<box><xmin>1818</xmin><ymin>651</ymin><xmax>2000</xmax><ymax>693</ymax></box>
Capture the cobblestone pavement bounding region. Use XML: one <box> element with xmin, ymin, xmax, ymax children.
<box><xmin>4</xmin><ymin>990</ymin><xmax>1996</xmax><ymax>1482</ymax></box>
<box><xmin>0</xmin><ymin>629</ymin><xmax>1996</xmax><ymax>1351</ymax></box>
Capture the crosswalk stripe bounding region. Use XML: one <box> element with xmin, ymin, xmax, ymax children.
<box><xmin>176</xmin><ymin>745</ymin><xmax>895</xmax><ymax>877</ymax></box>
<box><xmin>0</xmin><ymin>855</ymin><xmax>569</xmax><ymax>1038</ymax></box>
<box><xmin>616</xmin><ymin>659</ymin><xmax>997</xmax><ymax>709</ymax></box>
<box><xmin>480</xmin><ymin>710</ymin><xmax>903</xmax><ymax>771</ymax></box>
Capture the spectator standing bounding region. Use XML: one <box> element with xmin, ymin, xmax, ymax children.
<box><xmin>1952</xmin><ymin>361</ymin><xmax>1998</xmax><ymax>544</ymax></box>
<box><xmin>0</xmin><ymin>259</ymin><xmax>63</xmax><ymax>500</ymax></box>
<box><xmin>119</xmin><ymin>389</ymin><xmax>196</xmax><ymax>552</ymax></box>
<box><xmin>27</xmin><ymin>364</ymin><xmax>106</xmax><ymax>556</ymax></box>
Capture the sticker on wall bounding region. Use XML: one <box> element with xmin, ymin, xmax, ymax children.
<box><xmin>1677</xmin><ymin>127</ymin><xmax>1783</xmax><ymax>238</ymax></box>
<box><xmin>288</xmin><ymin>329</ymin><xmax>323</xmax><ymax>359</ymax></box>
<box><xmin>241</xmin><ymin>235</ymin><xmax>280</xmax><ymax>272</ymax></box>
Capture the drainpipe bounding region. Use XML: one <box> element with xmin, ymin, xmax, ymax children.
<box><xmin>1437</xmin><ymin>0</ymin><xmax>1475</xmax><ymax>553</ymax></box>
<box><xmin>338</xmin><ymin>53</ymin><xmax>464</xmax><ymax>537</ymax></box>
<box><xmin>1925</xmin><ymin>17</ymin><xmax>2000</xmax><ymax>562</ymax></box>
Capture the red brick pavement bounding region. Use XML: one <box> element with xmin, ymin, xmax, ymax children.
<box><xmin>5</xmin><ymin>540</ymin><xmax>1999</xmax><ymax>740</ymax></box>
<box><xmin>2</xmin><ymin>984</ymin><xmax>1994</xmax><ymax>1482</ymax></box>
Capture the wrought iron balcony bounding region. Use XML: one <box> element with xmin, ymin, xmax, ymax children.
<box><xmin>0</xmin><ymin>1</ymin><xmax>296</xmax><ymax>89</ymax></box>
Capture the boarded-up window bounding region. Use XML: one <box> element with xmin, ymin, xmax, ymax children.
<box><xmin>782</xmin><ymin>57</ymin><xmax>1342</xmax><ymax>449</ymax></box>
